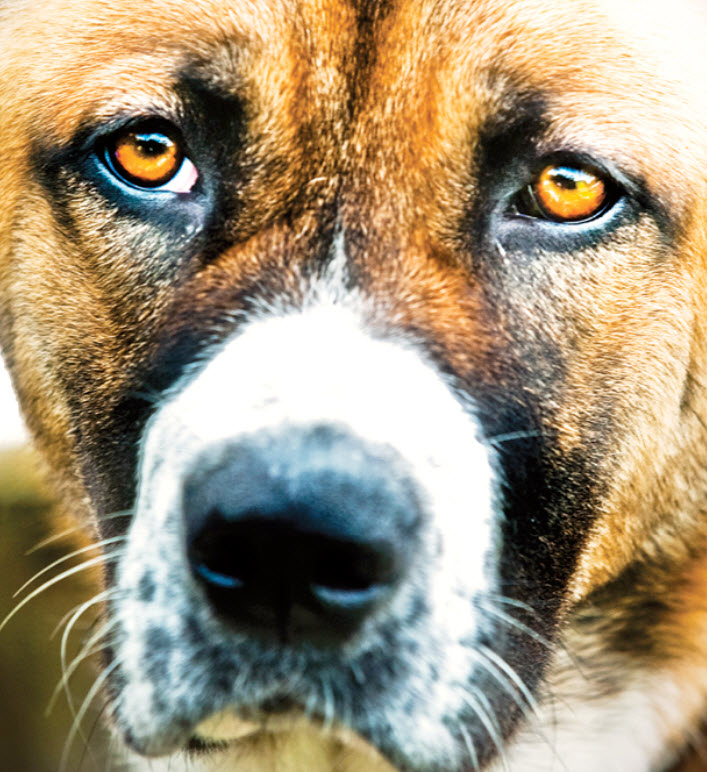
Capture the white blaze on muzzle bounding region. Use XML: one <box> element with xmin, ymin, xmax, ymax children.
<box><xmin>115</xmin><ymin>299</ymin><xmax>500</xmax><ymax>762</ymax></box>
<box><xmin>138</xmin><ymin>302</ymin><xmax>497</xmax><ymax>604</ymax></box>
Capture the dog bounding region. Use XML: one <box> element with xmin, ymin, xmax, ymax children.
<box><xmin>1</xmin><ymin>0</ymin><xmax>707</xmax><ymax>770</ymax></box>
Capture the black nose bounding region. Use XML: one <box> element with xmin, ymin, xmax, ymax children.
<box><xmin>183</xmin><ymin>425</ymin><xmax>422</xmax><ymax>646</ymax></box>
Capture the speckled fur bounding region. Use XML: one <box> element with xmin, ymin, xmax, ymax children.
<box><xmin>1</xmin><ymin>1</ymin><xmax>707</xmax><ymax>771</ymax></box>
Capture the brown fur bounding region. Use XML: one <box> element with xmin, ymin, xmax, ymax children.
<box><xmin>1</xmin><ymin>1</ymin><xmax>707</xmax><ymax>770</ymax></box>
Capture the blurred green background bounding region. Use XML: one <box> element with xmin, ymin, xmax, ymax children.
<box><xmin>0</xmin><ymin>446</ymin><xmax>111</xmax><ymax>771</ymax></box>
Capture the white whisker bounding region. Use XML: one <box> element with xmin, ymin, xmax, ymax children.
<box><xmin>479</xmin><ymin>601</ymin><xmax>553</xmax><ymax>652</ymax></box>
<box><xmin>50</xmin><ymin>589</ymin><xmax>110</xmax><ymax>641</ymax></box>
<box><xmin>59</xmin><ymin>658</ymin><xmax>121</xmax><ymax>772</ymax></box>
<box><xmin>476</xmin><ymin>644</ymin><xmax>540</xmax><ymax>718</ymax></box>
<box><xmin>50</xmin><ymin>618</ymin><xmax>119</xmax><ymax>761</ymax></box>
<box><xmin>0</xmin><ymin>554</ymin><xmax>112</xmax><ymax>633</ymax></box>
<box><xmin>320</xmin><ymin>675</ymin><xmax>335</xmax><ymax>732</ymax></box>
<box><xmin>461</xmin><ymin>690</ymin><xmax>509</xmax><ymax>772</ymax></box>
<box><xmin>15</xmin><ymin>536</ymin><xmax>125</xmax><ymax>599</ymax></box>
<box><xmin>47</xmin><ymin>591</ymin><xmax>114</xmax><ymax>716</ymax></box>
<box><xmin>26</xmin><ymin>525</ymin><xmax>83</xmax><ymax>556</ymax></box>
<box><xmin>485</xmin><ymin>593</ymin><xmax>542</xmax><ymax>619</ymax></box>
<box><xmin>25</xmin><ymin>510</ymin><xmax>132</xmax><ymax>556</ymax></box>
<box><xmin>458</xmin><ymin>722</ymin><xmax>479</xmax><ymax>771</ymax></box>
<box><xmin>486</xmin><ymin>430</ymin><xmax>541</xmax><ymax>447</ymax></box>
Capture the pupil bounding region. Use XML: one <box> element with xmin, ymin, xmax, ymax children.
<box><xmin>135</xmin><ymin>133</ymin><xmax>171</xmax><ymax>157</ymax></box>
<box><xmin>551</xmin><ymin>169</ymin><xmax>579</xmax><ymax>190</ymax></box>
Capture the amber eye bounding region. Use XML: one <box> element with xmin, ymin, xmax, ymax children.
<box><xmin>523</xmin><ymin>164</ymin><xmax>610</xmax><ymax>223</ymax></box>
<box><xmin>106</xmin><ymin>124</ymin><xmax>185</xmax><ymax>188</ymax></box>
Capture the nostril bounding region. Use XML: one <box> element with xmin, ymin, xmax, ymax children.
<box><xmin>311</xmin><ymin>540</ymin><xmax>396</xmax><ymax>593</ymax></box>
<box><xmin>193</xmin><ymin>562</ymin><xmax>244</xmax><ymax>590</ymax></box>
<box><xmin>189</xmin><ymin>516</ymin><xmax>261</xmax><ymax>590</ymax></box>
<box><xmin>308</xmin><ymin>540</ymin><xmax>396</xmax><ymax>614</ymax></box>
<box><xmin>310</xmin><ymin>583</ymin><xmax>391</xmax><ymax>615</ymax></box>
<box><xmin>188</xmin><ymin>513</ymin><xmax>402</xmax><ymax>642</ymax></box>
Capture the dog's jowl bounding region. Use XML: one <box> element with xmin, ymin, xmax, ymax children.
<box><xmin>1</xmin><ymin>0</ymin><xmax>707</xmax><ymax>770</ymax></box>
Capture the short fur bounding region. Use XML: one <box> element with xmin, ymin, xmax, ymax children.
<box><xmin>1</xmin><ymin>1</ymin><xmax>707</xmax><ymax>770</ymax></box>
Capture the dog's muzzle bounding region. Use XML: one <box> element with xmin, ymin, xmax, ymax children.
<box><xmin>183</xmin><ymin>426</ymin><xmax>421</xmax><ymax>646</ymax></box>
<box><xmin>112</xmin><ymin>304</ymin><xmax>497</xmax><ymax>764</ymax></box>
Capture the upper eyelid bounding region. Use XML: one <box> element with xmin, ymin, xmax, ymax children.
<box><xmin>526</xmin><ymin>148</ymin><xmax>648</xmax><ymax>203</ymax></box>
<box><xmin>529</xmin><ymin>152</ymin><xmax>667</xmax><ymax>227</ymax></box>
<box><xmin>78</xmin><ymin>111</ymin><xmax>188</xmax><ymax>154</ymax></box>
<box><xmin>525</xmin><ymin>154</ymin><xmax>614</xmax><ymax>187</ymax></box>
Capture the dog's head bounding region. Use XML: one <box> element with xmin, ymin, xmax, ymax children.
<box><xmin>1</xmin><ymin>1</ymin><xmax>707</xmax><ymax>770</ymax></box>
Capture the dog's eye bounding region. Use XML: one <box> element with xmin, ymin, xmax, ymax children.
<box><xmin>103</xmin><ymin>123</ymin><xmax>198</xmax><ymax>192</ymax></box>
<box><xmin>517</xmin><ymin>164</ymin><xmax>612</xmax><ymax>223</ymax></box>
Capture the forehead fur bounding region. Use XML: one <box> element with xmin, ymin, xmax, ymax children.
<box><xmin>0</xmin><ymin>0</ymin><xmax>704</xmax><ymax>227</ymax></box>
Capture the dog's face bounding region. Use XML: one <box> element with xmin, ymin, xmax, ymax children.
<box><xmin>2</xmin><ymin>0</ymin><xmax>707</xmax><ymax>770</ymax></box>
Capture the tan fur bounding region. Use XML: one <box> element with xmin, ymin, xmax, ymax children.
<box><xmin>2</xmin><ymin>1</ymin><xmax>707</xmax><ymax>770</ymax></box>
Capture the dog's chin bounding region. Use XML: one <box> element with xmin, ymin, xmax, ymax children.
<box><xmin>188</xmin><ymin>709</ymin><xmax>396</xmax><ymax>771</ymax></box>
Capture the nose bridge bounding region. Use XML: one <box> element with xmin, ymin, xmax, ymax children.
<box><xmin>157</xmin><ymin>304</ymin><xmax>461</xmax><ymax>464</ymax></box>
<box><xmin>183</xmin><ymin>424</ymin><xmax>422</xmax><ymax>546</ymax></box>
<box><xmin>142</xmin><ymin>300</ymin><xmax>491</xmax><ymax>518</ymax></box>
<box><xmin>136</xmin><ymin>300</ymin><xmax>496</xmax><ymax>617</ymax></box>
